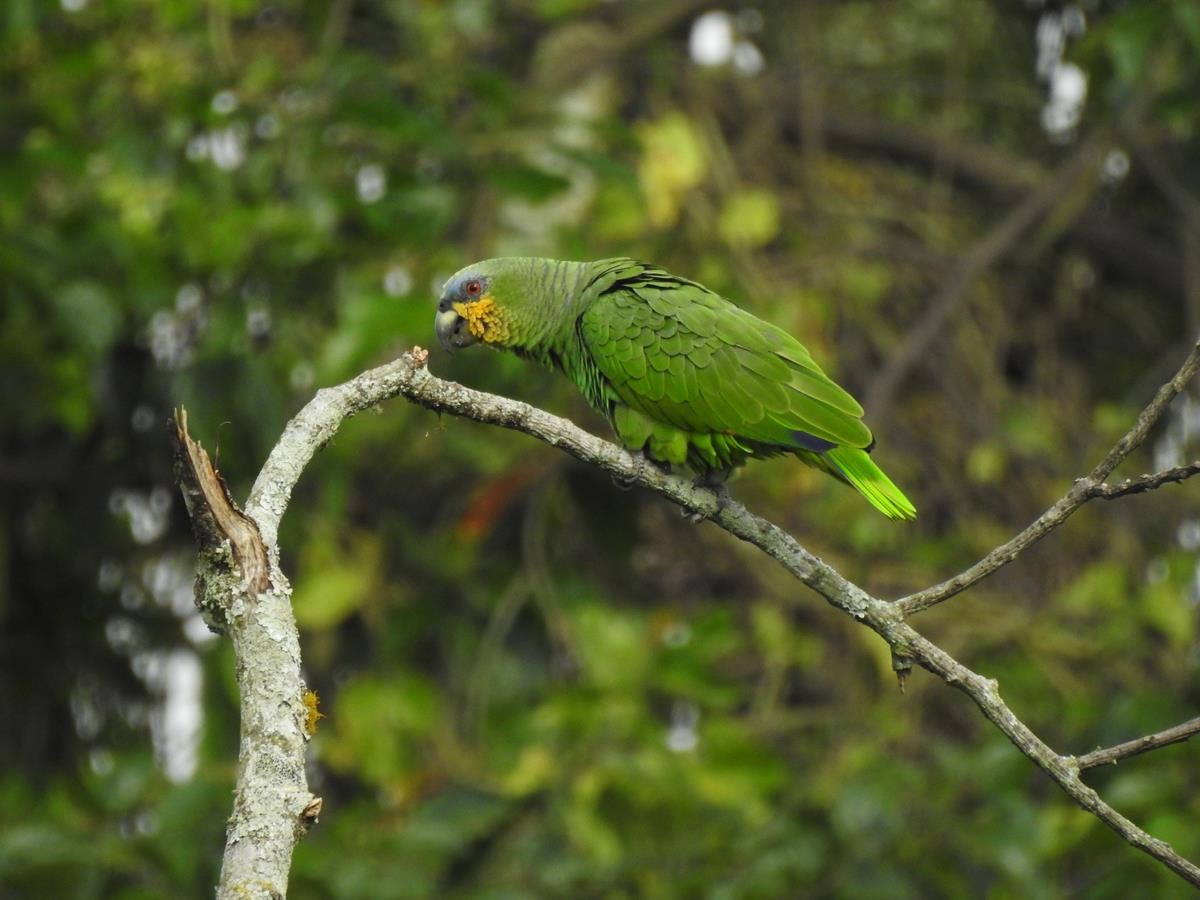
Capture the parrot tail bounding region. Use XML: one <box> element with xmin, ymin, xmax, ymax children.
<box><xmin>823</xmin><ymin>447</ymin><xmax>917</xmax><ymax>521</ymax></box>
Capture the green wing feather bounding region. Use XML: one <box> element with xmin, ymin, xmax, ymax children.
<box><xmin>576</xmin><ymin>260</ymin><xmax>916</xmax><ymax>520</ymax></box>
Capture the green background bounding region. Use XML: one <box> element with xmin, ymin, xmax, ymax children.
<box><xmin>2</xmin><ymin>0</ymin><xmax>1199</xmax><ymax>896</ymax></box>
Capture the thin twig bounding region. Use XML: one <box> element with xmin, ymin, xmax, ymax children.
<box><xmin>1093</xmin><ymin>462</ymin><xmax>1200</xmax><ymax>499</ymax></box>
<box><xmin>1076</xmin><ymin>718</ymin><xmax>1200</xmax><ymax>771</ymax></box>
<box><xmin>245</xmin><ymin>347</ymin><xmax>432</xmax><ymax>548</ymax></box>
<box><xmin>897</xmin><ymin>338</ymin><xmax>1200</xmax><ymax>616</ymax></box>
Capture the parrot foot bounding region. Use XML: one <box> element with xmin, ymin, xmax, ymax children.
<box><xmin>612</xmin><ymin>449</ymin><xmax>661</xmax><ymax>491</ymax></box>
<box><xmin>684</xmin><ymin>470</ymin><xmax>733</xmax><ymax>522</ymax></box>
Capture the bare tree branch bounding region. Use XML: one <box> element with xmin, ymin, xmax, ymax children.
<box><xmin>1093</xmin><ymin>462</ymin><xmax>1200</xmax><ymax>499</ymax></box>
<box><xmin>171</xmin><ymin>412</ymin><xmax>316</xmax><ymax>900</ymax></box>
<box><xmin>313</xmin><ymin>346</ymin><xmax>1197</xmax><ymax>887</ymax></box>
<box><xmin>897</xmin><ymin>338</ymin><xmax>1200</xmax><ymax>616</ymax></box>
<box><xmin>245</xmin><ymin>346</ymin><xmax>434</xmax><ymax>550</ymax></box>
<box><xmin>1076</xmin><ymin>717</ymin><xmax>1200</xmax><ymax>771</ymax></box>
<box><xmin>179</xmin><ymin>340</ymin><xmax>1200</xmax><ymax>893</ymax></box>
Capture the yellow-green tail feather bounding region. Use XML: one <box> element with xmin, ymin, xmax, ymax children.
<box><xmin>822</xmin><ymin>447</ymin><xmax>917</xmax><ymax>521</ymax></box>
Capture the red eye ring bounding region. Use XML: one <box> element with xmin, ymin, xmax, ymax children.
<box><xmin>465</xmin><ymin>279</ymin><xmax>482</xmax><ymax>297</ymax></box>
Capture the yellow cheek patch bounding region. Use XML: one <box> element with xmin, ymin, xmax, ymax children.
<box><xmin>452</xmin><ymin>296</ymin><xmax>510</xmax><ymax>344</ymax></box>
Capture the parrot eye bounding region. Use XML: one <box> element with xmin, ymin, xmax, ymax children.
<box><xmin>464</xmin><ymin>279</ymin><xmax>483</xmax><ymax>297</ymax></box>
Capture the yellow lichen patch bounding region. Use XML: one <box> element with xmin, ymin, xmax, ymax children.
<box><xmin>452</xmin><ymin>296</ymin><xmax>509</xmax><ymax>344</ymax></box>
<box><xmin>302</xmin><ymin>689</ymin><xmax>325</xmax><ymax>735</ymax></box>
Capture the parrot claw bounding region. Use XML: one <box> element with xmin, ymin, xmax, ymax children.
<box><xmin>683</xmin><ymin>471</ymin><xmax>732</xmax><ymax>522</ymax></box>
<box><xmin>612</xmin><ymin>473</ymin><xmax>635</xmax><ymax>491</ymax></box>
<box><xmin>612</xmin><ymin>449</ymin><xmax>657</xmax><ymax>491</ymax></box>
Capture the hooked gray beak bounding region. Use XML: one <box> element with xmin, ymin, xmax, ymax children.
<box><xmin>435</xmin><ymin>300</ymin><xmax>478</xmax><ymax>352</ymax></box>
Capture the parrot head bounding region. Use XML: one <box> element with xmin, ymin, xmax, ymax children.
<box><xmin>435</xmin><ymin>259</ymin><xmax>523</xmax><ymax>353</ymax></box>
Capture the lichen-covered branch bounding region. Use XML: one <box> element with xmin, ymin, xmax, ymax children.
<box><xmin>245</xmin><ymin>347</ymin><xmax>432</xmax><ymax>549</ymax></box>
<box><xmin>1075</xmin><ymin>717</ymin><xmax>1200</xmax><ymax>771</ymax></box>
<box><xmin>1092</xmin><ymin>462</ymin><xmax>1200</xmax><ymax>499</ymax></box>
<box><xmin>171</xmin><ymin>413</ymin><xmax>317</xmax><ymax>900</ymax></box>
<box><xmin>897</xmin><ymin>338</ymin><xmax>1200</xmax><ymax>616</ymax></box>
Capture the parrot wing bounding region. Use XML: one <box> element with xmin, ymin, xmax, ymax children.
<box><xmin>577</xmin><ymin>264</ymin><xmax>874</xmax><ymax>452</ymax></box>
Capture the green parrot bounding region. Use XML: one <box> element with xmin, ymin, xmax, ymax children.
<box><xmin>434</xmin><ymin>257</ymin><xmax>915</xmax><ymax>520</ymax></box>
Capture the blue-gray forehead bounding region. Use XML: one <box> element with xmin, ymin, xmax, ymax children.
<box><xmin>443</xmin><ymin>264</ymin><xmax>488</xmax><ymax>295</ymax></box>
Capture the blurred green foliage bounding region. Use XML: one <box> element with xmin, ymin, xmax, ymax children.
<box><xmin>2</xmin><ymin>0</ymin><xmax>1199</xmax><ymax>897</ymax></box>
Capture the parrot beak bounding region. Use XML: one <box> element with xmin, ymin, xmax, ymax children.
<box><xmin>435</xmin><ymin>298</ymin><xmax>477</xmax><ymax>352</ymax></box>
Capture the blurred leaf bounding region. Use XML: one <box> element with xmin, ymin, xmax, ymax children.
<box><xmin>1091</xmin><ymin>2</ymin><xmax>1166</xmax><ymax>91</ymax></box>
<box><xmin>53</xmin><ymin>281</ymin><xmax>121</xmax><ymax>358</ymax></box>
<box><xmin>1140</xmin><ymin>578</ymin><xmax>1194</xmax><ymax>649</ymax></box>
<box><xmin>487</xmin><ymin>162</ymin><xmax>572</xmax><ymax>201</ymax></box>
<box><xmin>571</xmin><ymin>604</ymin><xmax>651</xmax><ymax>690</ymax></box>
<box><xmin>967</xmin><ymin>440</ymin><xmax>1008</xmax><ymax>484</ymax></box>
<box><xmin>636</xmin><ymin>112</ymin><xmax>707</xmax><ymax>228</ymax></box>
<box><xmin>592</xmin><ymin>180</ymin><xmax>646</xmax><ymax>240</ymax></box>
<box><xmin>564</xmin><ymin>767</ymin><xmax>624</xmax><ymax>865</ymax></box>
<box><xmin>750</xmin><ymin>601</ymin><xmax>791</xmax><ymax>669</ymax></box>
<box><xmin>718</xmin><ymin>189</ymin><xmax>781</xmax><ymax>248</ymax></box>
<box><xmin>1175</xmin><ymin>2</ymin><xmax>1200</xmax><ymax>56</ymax></box>
<box><xmin>47</xmin><ymin>354</ymin><xmax>93</xmax><ymax>433</ymax></box>
<box><xmin>322</xmin><ymin>672</ymin><xmax>443</xmax><ymax>787</ymax></box>
<box><xmin>500</xmin><ymin>744</ymin><xmax>556</xmax><ymax>796</ymax></box>
<box><xmin>293</xmin><ymin>535</ymin><xmax>381</xmax><ymax>630</ymax></box>
<box><xmin>1056</xmin><ymin>561</ymin><xmax>1128</xmax><ymax>613</ymax></box>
